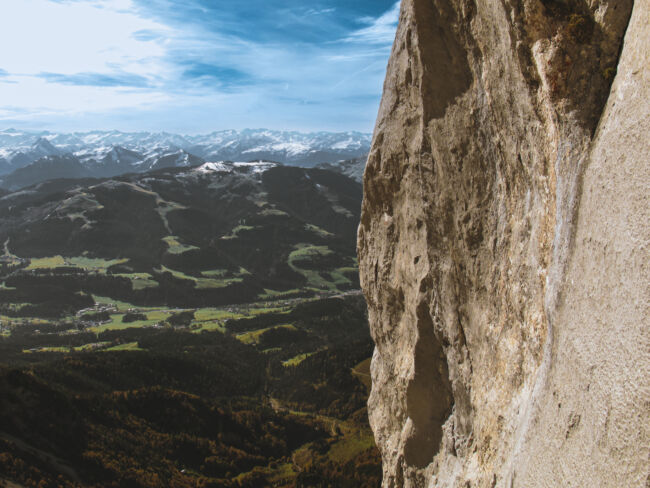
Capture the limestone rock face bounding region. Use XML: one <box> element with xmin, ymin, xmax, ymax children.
<box><xmin>357</xmin><ymin>0</ymin><xmax>648</xmax><ymax>486</ymax></box>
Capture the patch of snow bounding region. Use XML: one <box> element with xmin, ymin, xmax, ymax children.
<box><xmin>232</xmin><ymin>161</ymin><xmax>277</xmax><ymax>174</ymax></box>
<box><xmin>196</xmin><ymin>162</ymin><xmax>231</xmax><ymax>173</ymax></box>
<box><xmin>242</xmin><ymin>142</ymin><xmax>310</xmax><ymax>157</ymax></box>
<box><xmin>175</xmin><ymin>152</ymin><xmax>190</xmax><ymax>166</ymax></box>
<box><xmin>331</xmin><ymin>138</ymin><xmax>358</xmax><ymax>150</ymax></box>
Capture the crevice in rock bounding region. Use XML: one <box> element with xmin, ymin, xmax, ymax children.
<box><xmin>412</xmin><ymin>0</ymin><xmax>472</xmax><ymax>120</ymax></box>
<box><xmin>403</xmin><ymin>298</ymin><xmax>454</xmax><ymax>468</ymax></box>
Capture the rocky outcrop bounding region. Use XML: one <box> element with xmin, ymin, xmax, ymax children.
<box><xmin>357</xmin><ymin>0</ymin><xmax>648</xmax><ymax>486</ymax></box>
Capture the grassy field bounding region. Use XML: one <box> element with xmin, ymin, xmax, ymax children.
<box><xmin>200</xmin><ymin>269</ymin><xmax>228</xmax><ymax>277</ymax></box>
<box><xmin>162</xmin><ymin>236</ymin><xmax>199</xmax><ymax>255</ymax></box>
<box><xmin>75</xmin><ymin>342</ymin><xmax>112</xmax><ymax>351</ymax></box>
<box><xmin>189</xmin><ymin>308</ymin><xmax>245</xmax><ymax>333</ymax></box>
<box><xmin>85</xmin><ymin>297</ymin><xmax>171</xmax><ymax>333</ymax></box>
<box><xmin>304</xmin><ymin>223</ymin><xmax>334</xmax><ymax>238</ymax></box>
<box><xmin>351</xmin><ymin>357</ymin><xmax>372</xmax><ymax>390</ymax></box>
<box><xmin>8</xmin><ymin>296</ymin><xmax>325</xmax><ymax>371</ymax></box>
<box><xmin>84</xmin><ymin>300</ymin><xmax>292</xmax><ymax>336</ymax></box>
<box><xmin>93</xmin><ymin>295</ymin><xmax>154</xmax><ymax>311</ymax></box>
<box><xmin>259</xmin><ymin>208</ymin><xmax>289</xmax><ymax>217</ymax></box>
<box><xmin>220</xmin><ymin>225</ymin><xmax>256</xmax><ymax>240</ymax></box>
<box><xmin>157</xmin><ymin>265</ymin><xmax>244</xmax><ymax>289</ymax></box>
<box><xmin>327</xmin><ymin>427</ymin><xmax>376</xmax><ymax>463</ymax></box>
<box><xmin>259</xmin><ymin>288</ymin><xmax>305</xmax><ymax>300</ymax></box>
<box><xmin>114</xmin><ymin>272</ymin><xmax>159</xmax><ymax>290</ymax></box>
<box><xmin>288</xmin><ymin>244</ymin><xmax>354</xmax><ymax>291</ymax></box>
<box><xmin>22</xmin><ymin>346</ymin><xmax>70</xmax><ymax>353</ymax></box>
<box><xmin>283</xmin><ymin>351</ymin><xmax>316</xmax><ymax>367</ymax></box>
<box><xmin>288</xmin><ymin>244</ymin><xmax>333</xmax><ymax>290</ymax></box>
<box><xmin>67</xmin><ymin>256</ymin><xmax>128</xmax><ymax>270</ymax></box>
<box><xmin>88</xmin><ymin>310</ymin><xmax>175</xmax><ymax>333</ymax></box>
<box><xmin>25</xmin><ymin>256</ymin><xmax>66</xmax><ymax>270</ymax></box>
<box><xmin>25</xmin><ymin>256</ymin><xmax>128</xmax><ymax>271</ymax></box>
<box><xmin>6</xmin><ymin>300</ymin><xmax>294</xmax><ymax>346</ymax></box>
<box><xmin>236</xmin><ymin>324</ymin><xmax>296</xmax><ymax>345</ymax></box>
<box><xmin>190</xmin><ymin>303</ymin><xmax>289</xmax><ymax>334</ymax></box>
<box><xmin>6</xmin><ymin>295</ymin><xmax>327</xmax><ymax>361</ymax></box>
<box><xmin>0</xmin><ymin>315</ymin><xmax>51</xmax><ymax>331</ymax></box>
<box><xmin>104</xmin><ymin>342</ymin><xmax>144</xmax><ymax>352</ymax></box>
<box><xmin>249</xmin><ymin>306</ymin><xmax>291</xmax><ymax>316</ymax></box>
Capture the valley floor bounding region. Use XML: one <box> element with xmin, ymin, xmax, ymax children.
<box><xmin>0</xmin><ymin>293</ymin><xmax>381</xmax><ymax>488</ymax></box>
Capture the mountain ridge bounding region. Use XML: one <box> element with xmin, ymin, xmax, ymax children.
<box><xmin>0</xmin><ymin>161</ymin><xmax>361</xmax><ymax>315</ymax></box>
<box><xmin>0</xmin><ymin>128</ymin><xmax>372</xmax><ymax>173</ymax></box>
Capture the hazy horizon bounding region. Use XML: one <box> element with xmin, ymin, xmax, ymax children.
<box><xmin>0</xmin><ymin>127</ymin><xmax>373</xmax><ymax>137</ymax></box>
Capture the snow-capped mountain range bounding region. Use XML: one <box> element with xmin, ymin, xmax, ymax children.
<box><xmin>0</xmin><ymin>128</ymin><xmax>371</xmax><ymax>175</ymax></box>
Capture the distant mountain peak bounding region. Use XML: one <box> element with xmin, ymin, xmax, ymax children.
<box><xmin>97</xmin><ymin>146</ymin><xmax>144</xmax><ymax>168</ymax></box>
<box><xmin>32</xmin><ymin>137</ymin><xmax>61</xmax><ymax>155</ymax></box>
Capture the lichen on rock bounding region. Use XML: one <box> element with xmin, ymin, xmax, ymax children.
<box><xmin>358</xmin><ymin>0</ymin><xmax>648</xmax><ymax>486</ymax></box>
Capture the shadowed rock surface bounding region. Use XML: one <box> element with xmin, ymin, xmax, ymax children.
<box><xmin>358</xmin><ymin>0</ymin><xmax>648</xmax><ymax>486</ymax></box>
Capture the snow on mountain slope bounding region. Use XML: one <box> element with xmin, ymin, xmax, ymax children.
<box><xmin>145</xmin><ymin>150</ymin><xmax>204</xmax><ymax>171</ymax></box>
<box><xmin>0</xmin><ymin>129</ymin><xmax>371</xmax><ymax>167</ymax></box>
<box><xmin>2</xmin><ymin>137</ymin><xmax>62</xmax><ymax>169</ymax></box>
<box><xmin>196</xmin><ymin>161</ymin><xmax>231</xmax><ymax>173</ymax></box>
<box><xmin>194</xmin><ymin>160</ymin><xmax>279</xmax><ymax>175</ymax></box>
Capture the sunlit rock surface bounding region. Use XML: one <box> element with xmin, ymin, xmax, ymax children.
<box><xmin>358</xmin><ymin>0</ymin><xmax>648</xmax><ymax>486</ymax></box>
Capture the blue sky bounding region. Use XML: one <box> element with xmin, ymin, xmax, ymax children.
<box><xmin>0</xmin><ymin>0</ymin><xmax>400</xmax><ymax>133</ymax></box>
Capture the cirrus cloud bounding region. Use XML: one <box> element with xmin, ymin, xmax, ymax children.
<box><xmin>0</xmin><ymin>0</ymin><xmax>401</xmax><ymax>133</ymax></box>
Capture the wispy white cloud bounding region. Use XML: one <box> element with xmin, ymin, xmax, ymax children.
<box><xmin>0</xmin><ymin>0</ymin><xmax>401</xmax><ymax>133</ymax></box>
<box><xmin>0</xmin><ymin>0</ymin><xmax>173</xmax><ymax>122</ymax></box>
<box><xmin>0</xmin><ymin>0</ymin><xmax>170</xmax><ymax>75</ymax></box>
<box><xmin>305</xmin><ymin>8</ymin><xmax>336</xmax><ymax>16</ymax></box>
<box><xmin>345</xmin><ymin>1</ymin><xmax>401</xmax><ymax>45</ymax></box>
